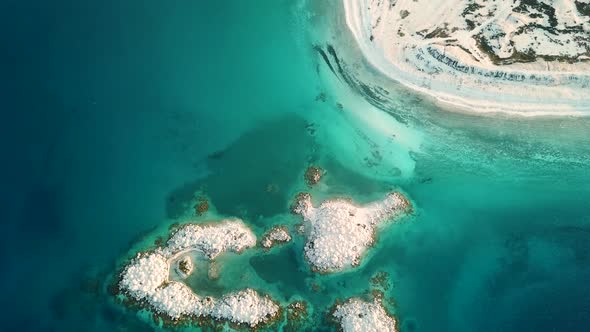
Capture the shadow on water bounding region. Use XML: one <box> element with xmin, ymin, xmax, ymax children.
<box><xmin>166</xmin><ymin>114</ymin><xmax>314</xmax><ymax>224</ymax></box>
<box><xmin>250</xmin><ymin>246</ymin><xmax>312</xmax><ymax>299</ymax></box>
<box><xmin>478</xmin><ymin>229</ymin><xmax>590</xmax><ymax>332</ymax></box>
<box><xmin>47</xmin><ymin>266</ymin><xmax>155</xmax><ymax>332</ymax></box>
<box><xmin>18</xmin><ymin>185</ymin><xmax>64</xmax><ymax>245</ymax></box>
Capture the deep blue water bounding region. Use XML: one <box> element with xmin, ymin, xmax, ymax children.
<box><xmin>1</xmin><ymin>0</ymin><xmax>589</xmax><ymax>331</ymax></box>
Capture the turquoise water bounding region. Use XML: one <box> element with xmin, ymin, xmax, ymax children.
<box><xmin>2</xmin><ymin>0</ymin><xmax>589</xmax><ymax>331</ymax></box>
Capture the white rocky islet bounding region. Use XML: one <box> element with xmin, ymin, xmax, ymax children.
<box><xmin>118</xmin><ymin>220</ymin><xmax>280</xmax><ymax>327</ymax></box>
<box><xmin>333</xmin><ymin>298</ymin><xmax>397</xmax><ymax>332</ymax></box>
<box><xmin>292</xmin><ymin>192</ymin><xmax>411</xmax><ymax>273</ymax></box>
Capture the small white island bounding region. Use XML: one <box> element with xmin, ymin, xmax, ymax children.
<box><xmin>292</xmin><ymin>192</ymin><xmax>411</xmax><ymax>273</ymax></box>
<box><xmin>332</xmin><ymin>297</ymin><xmax>397</xmax><ymax>332</ymax></box>
<box><xmin>261</xmin><ymin>225</ymin><xmax>292</xmax><ymax>249</ymax></box>
<box><xmin>118</xmin><ymin>220</ymin><xmax>280</xmax><ymax>327</ymax></box>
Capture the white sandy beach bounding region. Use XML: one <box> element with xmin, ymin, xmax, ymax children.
<box><xmin>343</xmin><ymin>0</ymin><xmax>590</xmax><ymax>116</ymax></box>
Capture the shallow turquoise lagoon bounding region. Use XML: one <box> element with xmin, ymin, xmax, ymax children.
<box><xmin>1</xmin><ymin>0</ymin><xmax>589</xmax><ymax>331</ymax></box>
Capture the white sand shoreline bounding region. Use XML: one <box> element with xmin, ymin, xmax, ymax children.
<box><xmin>342</xmin><ymin>0</ymin><xmax>590</xmax><ymax>117</ymax></box>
